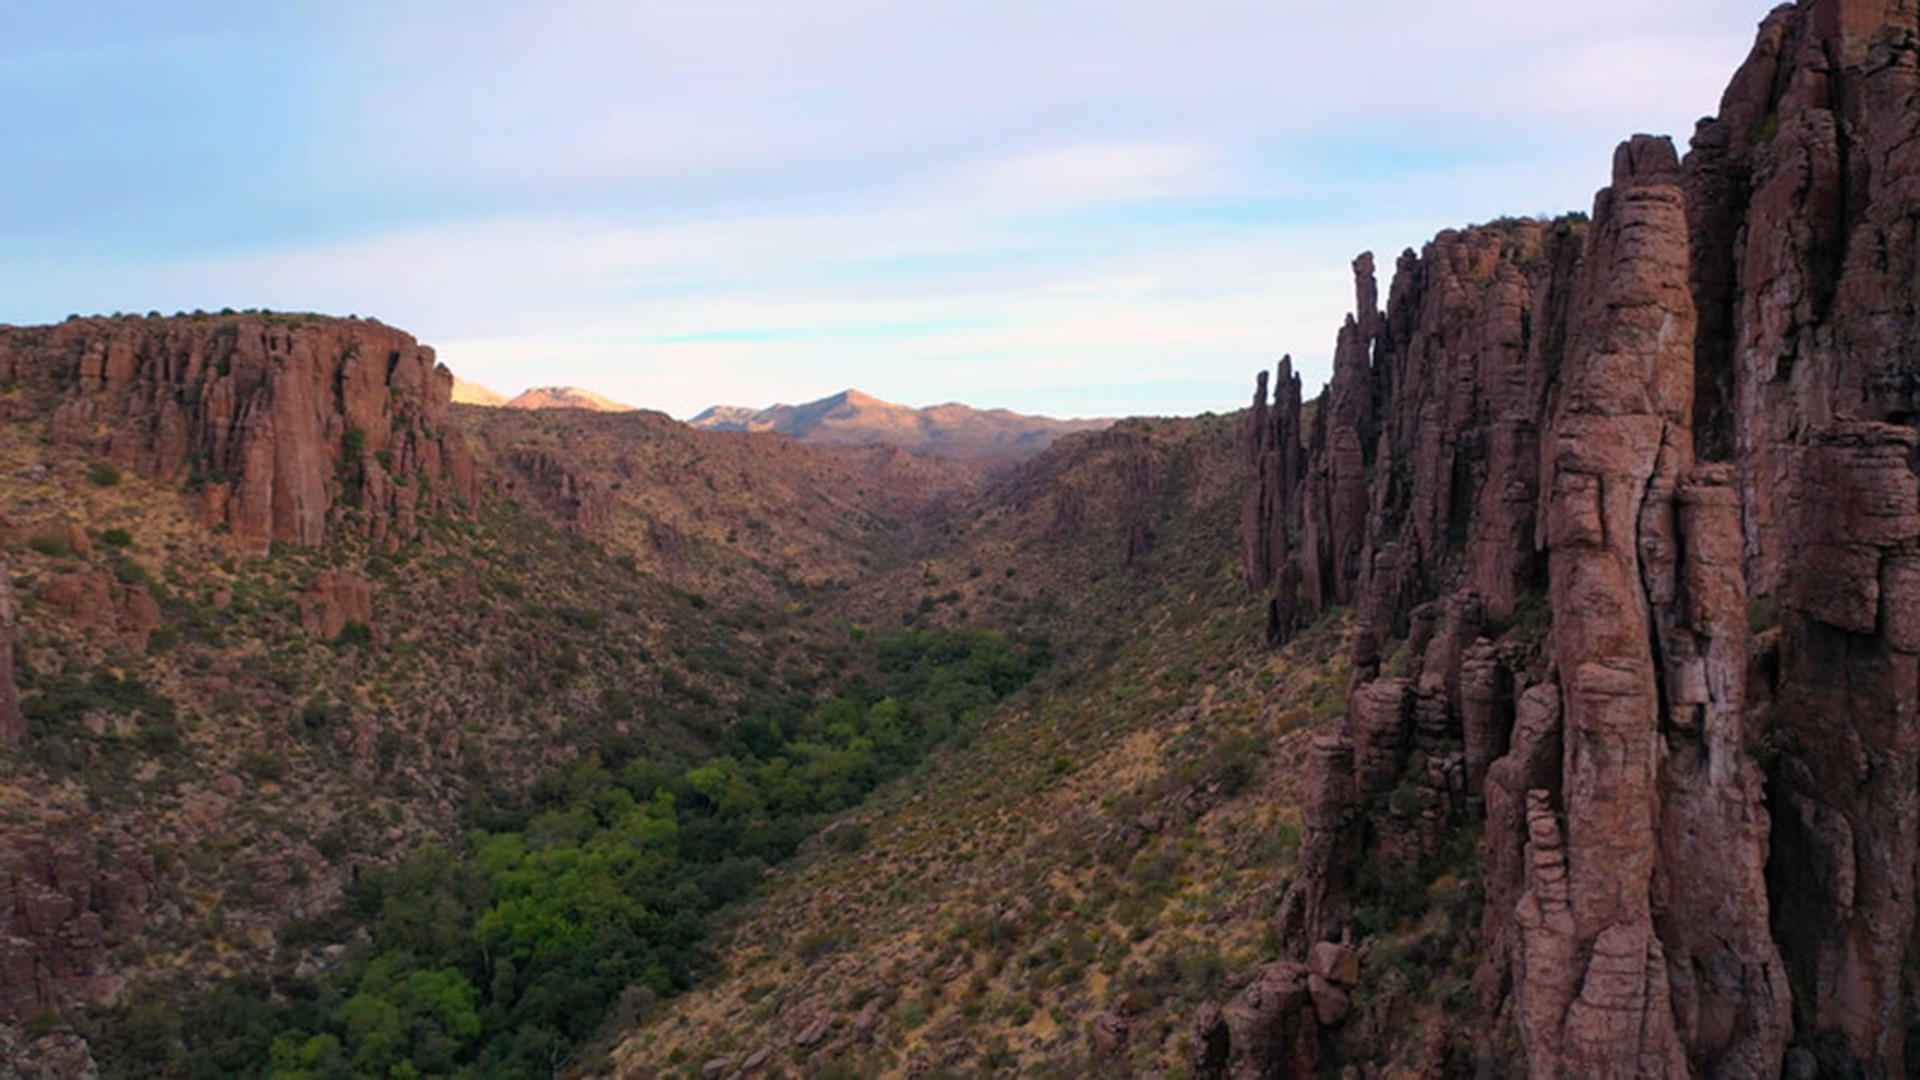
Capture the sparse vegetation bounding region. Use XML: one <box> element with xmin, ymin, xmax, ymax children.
<box><xmin>156</xmin><ymin>629</ymin><xmax>1042</xmax><ymax>1077</ymax></box>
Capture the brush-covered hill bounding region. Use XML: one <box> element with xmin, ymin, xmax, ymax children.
<box><xmin>688</xmin><ymin>389</ymin><xmax>1112</xmax><ymax>465</ymax></box>
<box><xmin>604</xmin><ymin>409</ymin><xmax>1363</xmax><ymax>1078</ymax></box>
<box><xmin>0</xmin><ymin>312</ymin><xmax>1048</xmax><ymax>1075</ymax></box>
<box><xmin>0</xmin><ymin>310</ymin><xmax>1269</xmax><ymax>1078</ymax></box>
<box><xmin>456</xmin><ymin>404</ymin><xmax>985</xmax><ymax>610</ymax></box>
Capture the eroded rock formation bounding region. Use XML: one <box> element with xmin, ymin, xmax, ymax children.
<box><xmin>1233</xmin><ymin>1</ymin><xmax>1920</xmax><ymax>1073</ymax></box>
<box><xmin>0</xmin><ymin>832</ymin><xmax>157</xmax><ymax>1020</ymax></box>
<box><xmin>0</xmin><ymin>315</ymin><xmax>477</xmax><ymax>555</ymax></box>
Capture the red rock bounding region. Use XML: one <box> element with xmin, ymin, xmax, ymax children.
<box><xmin>114</xmin><ymin>584</ymin><xmax>162</xmax><ymax>653</ymax></box>
<box><xmin>0</xmin><ymin>315</ymin><xmax>478</xmax><ymax>555</ymax></box>
<box><xmin>1233</xmin><ymin>2</ymin><xmax>1920</xmax><ymax>1059</ymax></box>
<box><xmin>0</xmin><ymin>832</ymin><xmax>155</xmax><ymax>1019</ymax></box>
<box><xmin>1223</xmin><ymin>962</ymin><xmax>1317</xmax><ymax>1079</ymax></box>
<box><xmin>34</xmin><ymin>570</ymin><xmax>166</xmax><ymax>653</ymax></box>
<box><xmin>298</xmin><ymin>571</ymin><xmax>374</xmax><ymax>639</ymax></box>
<box><xmin>506</xmin><ymin>448</ymin><xmax>610</xmax><ymax>534</ymax></box>
<box><xmin>1306</xmin><ymin>972</ymin><xmax>1349</xmax><ymax>1026</ymax></box>
<box><xmin>1307</xmin><ymin>940</ymin><xmax>1359</xmax><ymax>987</ymax></box>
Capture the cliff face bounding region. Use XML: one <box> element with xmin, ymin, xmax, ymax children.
<box><xmin>0</xmin><ymin>314</ymin><xmax>477</xmax><ymax>555</ymax></box>
<box><xmin>1235</xmin><ymin>1</ymin><xmax>1920</xmax><ymax>1074</ymax></box>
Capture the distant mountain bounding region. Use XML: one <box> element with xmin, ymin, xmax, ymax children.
<box><xmin>504</xmin><ymin>386</ymin><xmax>634</xmax><ymax>412</ymax></box>
<box><xmin>687</xmin><ymin>388</ymin><xmax>1113</xmax><ymax>462</ymax></box>
<box><xmin>451</xmin><ymin>377</ymin><xmax>508</xmax><ymax>406</ymax></box>
<box><xmin>451</xmin><ymin>381</ymin><xmax>635</xmax><ymax>411</ymax></box>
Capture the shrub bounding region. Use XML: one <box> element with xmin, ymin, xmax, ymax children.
<box><xmin>826</xmin><ymin>821</ymin><xmax>870</xmax><ymax>854</ymax></box>
<box><xmin>242</xmin><ymin>751</ymin><xmax>289</xmax><ymax>783</ymax></box>
<box><xmin>88</xmin><ymin>462</ymin><xmax>122</xmax><ymax>487</ymax></box>
<box><xmin>27</xmin><ymin>532</ymin><xmax>71</xmax><ymax>557</ymax></box>
<box><xmin>99</xmin><ymin>527</ymin><xmax>134</xmax><ymax>548</ymax></box>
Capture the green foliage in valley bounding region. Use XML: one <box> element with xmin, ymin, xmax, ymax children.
<box><xmin>125</xmin><ymin>628</ymin><xmax>1042</xmax><ymax>1079</ymax></box>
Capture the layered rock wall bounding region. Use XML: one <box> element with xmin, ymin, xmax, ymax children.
<box><xmin>0</xmin><ymin>315</ymin><xmax>477</xmax><ymax>555</ymax></box>
<box><xmin>1233</xmin><ymin>1</ymin><xmax>1920</xmax><ymax>1073</ymax></box>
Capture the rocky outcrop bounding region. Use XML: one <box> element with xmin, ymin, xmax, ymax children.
<box><xmin>0</xmin><ymin>315</ymin><xmax>477</xmax><ymax>555</ymax></box>
<box><xmin>504</xmin><ymin>448</ymin><xmax>611</xmax><ymax>534</ymax></box>
<box><xmin>1232</xmin><ymin>2</ymin><xmax>1920</xmax><ymax>1073</ymax></box>
<box><xmin>35</xmin><ymin>570</ymin><xmax>164</xmax><ymax>654</ymax></box>
<box><xmin>298</xmin><ymin>571</ymin><xmax>374</xmax><ymax>639</ymax></box>
<box><xmin>0</xmin><ymin>832</ymin><xmax>157</xmax><ymax>1019</ymax></box>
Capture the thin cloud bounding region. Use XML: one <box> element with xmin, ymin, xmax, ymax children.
<box><xmin>0</xmin><ymin>1</ymin><xmax>1777</xmax><ymax>419</ymax></box>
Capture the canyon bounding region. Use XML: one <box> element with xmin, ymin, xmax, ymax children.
<box><xmin>0</xmin><ymin>0</ymin><xmax>1912</xmax><ymax>1076</ymax></box>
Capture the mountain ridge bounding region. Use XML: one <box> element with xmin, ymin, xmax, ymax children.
<box><xmin>451</xmin><ymin>379</ymin><xmax>635</xmax><ymax>412</ymax></box>
<box><xmin>688</xmin><ymin>388</ymin><xmax>1113</xmax><ymax>463</ymax></box>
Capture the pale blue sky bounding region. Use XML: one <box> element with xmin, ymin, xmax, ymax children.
<box><xmin>2</xmin><ymin>1</ymin><xmax>1764</xmax><ymax>418</ymax></box>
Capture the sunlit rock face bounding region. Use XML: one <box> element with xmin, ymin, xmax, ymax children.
<box><xmin>0</xmin><ymin>314</ymin><xmax>477</xmax><ymax>556</ymax></box>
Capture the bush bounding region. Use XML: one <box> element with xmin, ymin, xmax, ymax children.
<box><xmin>242</xmin><ymin>751</ymin><xmax>289</xmax><ymax>783</ymax></box>
<box><xmin>88</xmin><ymin>462</ymin><xmax>122</xmax><ymax>487</ymax></box>
<box><xmin>27</xmin><ymin>532</ymin><xmax>72</xmax><ymax>557</ymax></box>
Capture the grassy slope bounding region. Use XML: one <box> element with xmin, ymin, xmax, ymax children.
<box><xmin>607</xmin><ymin>412</ymin><xmax>1357</xmax><ymax>1077</ymax></box>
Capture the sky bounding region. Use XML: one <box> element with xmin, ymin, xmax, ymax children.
<box><xmin>1</xmin><ymin>1</ymin><xmax>1768</xmax><ymax>420</ymax></box>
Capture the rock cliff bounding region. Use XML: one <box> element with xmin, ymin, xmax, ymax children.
<box><xmin>1234</xmin><ymin>1</ymin><xmax>1920</xmax><ymax>1074</ymax></box>
<box><xmin>0</xmin><ymin>314</ymin><xmax>477</xmax><ymax>556</ymax></box>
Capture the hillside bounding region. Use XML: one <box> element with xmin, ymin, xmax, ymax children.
<box><xmin>454</xmin><ymin>404</ymin><xmax>986</xmax><ymax>608</ymax></box>
<box><xmin>688</xmin><ymin>389</ymin><xmax>1112</xmax><ymax>464</ymax></box>
<box><xmin>0</xmin><ymin>1</ymin><xmax>1915</xmax><ymax>1077</ymax></box>
<box><xmin>0</xmin><ymin>313</ymin><xmax>1024</xmax><ymax>1075</ymax></box>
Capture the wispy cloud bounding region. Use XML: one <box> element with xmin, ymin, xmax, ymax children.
<box><xmin>0</xmin><ymin>0</ymin><xmax>1772</xmax><ymax>418</ymax></box>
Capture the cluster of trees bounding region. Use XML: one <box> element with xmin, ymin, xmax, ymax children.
<box><xmin>139</xmin><ymin>628</ymin><xmax>1041</xmax><ymax>1078</ymax></box>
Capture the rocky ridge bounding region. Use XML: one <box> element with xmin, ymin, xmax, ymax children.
<box><xmin>1233</xmin><ymin>1</ymin><xmax>1920</xmax><ymax>1074</ymax></box>
<box><xmin>0</xmin><ymin>314</ymin><xmax>477</xmax><ymax>557</ymax></box>
<box><xmin>689</xmin><ymin>388</ymin><xmax>1113</xmax><ymax>464</ymax></box>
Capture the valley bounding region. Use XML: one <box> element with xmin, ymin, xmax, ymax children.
<box><xmin>1</xmin><ymin>1</ymin><xmax>1918</xmax><ymax>1077</ymax></box>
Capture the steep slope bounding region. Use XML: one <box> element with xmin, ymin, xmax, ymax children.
<box><xmin>688</xmin><ymin>389</ymin><xmax>1113</xmax><ymax>464</ymax></box>
<box><xmin>1225</xmin><ymin>1</ymin><xmax>1920</xmax><ymax>1075</ymax></box>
